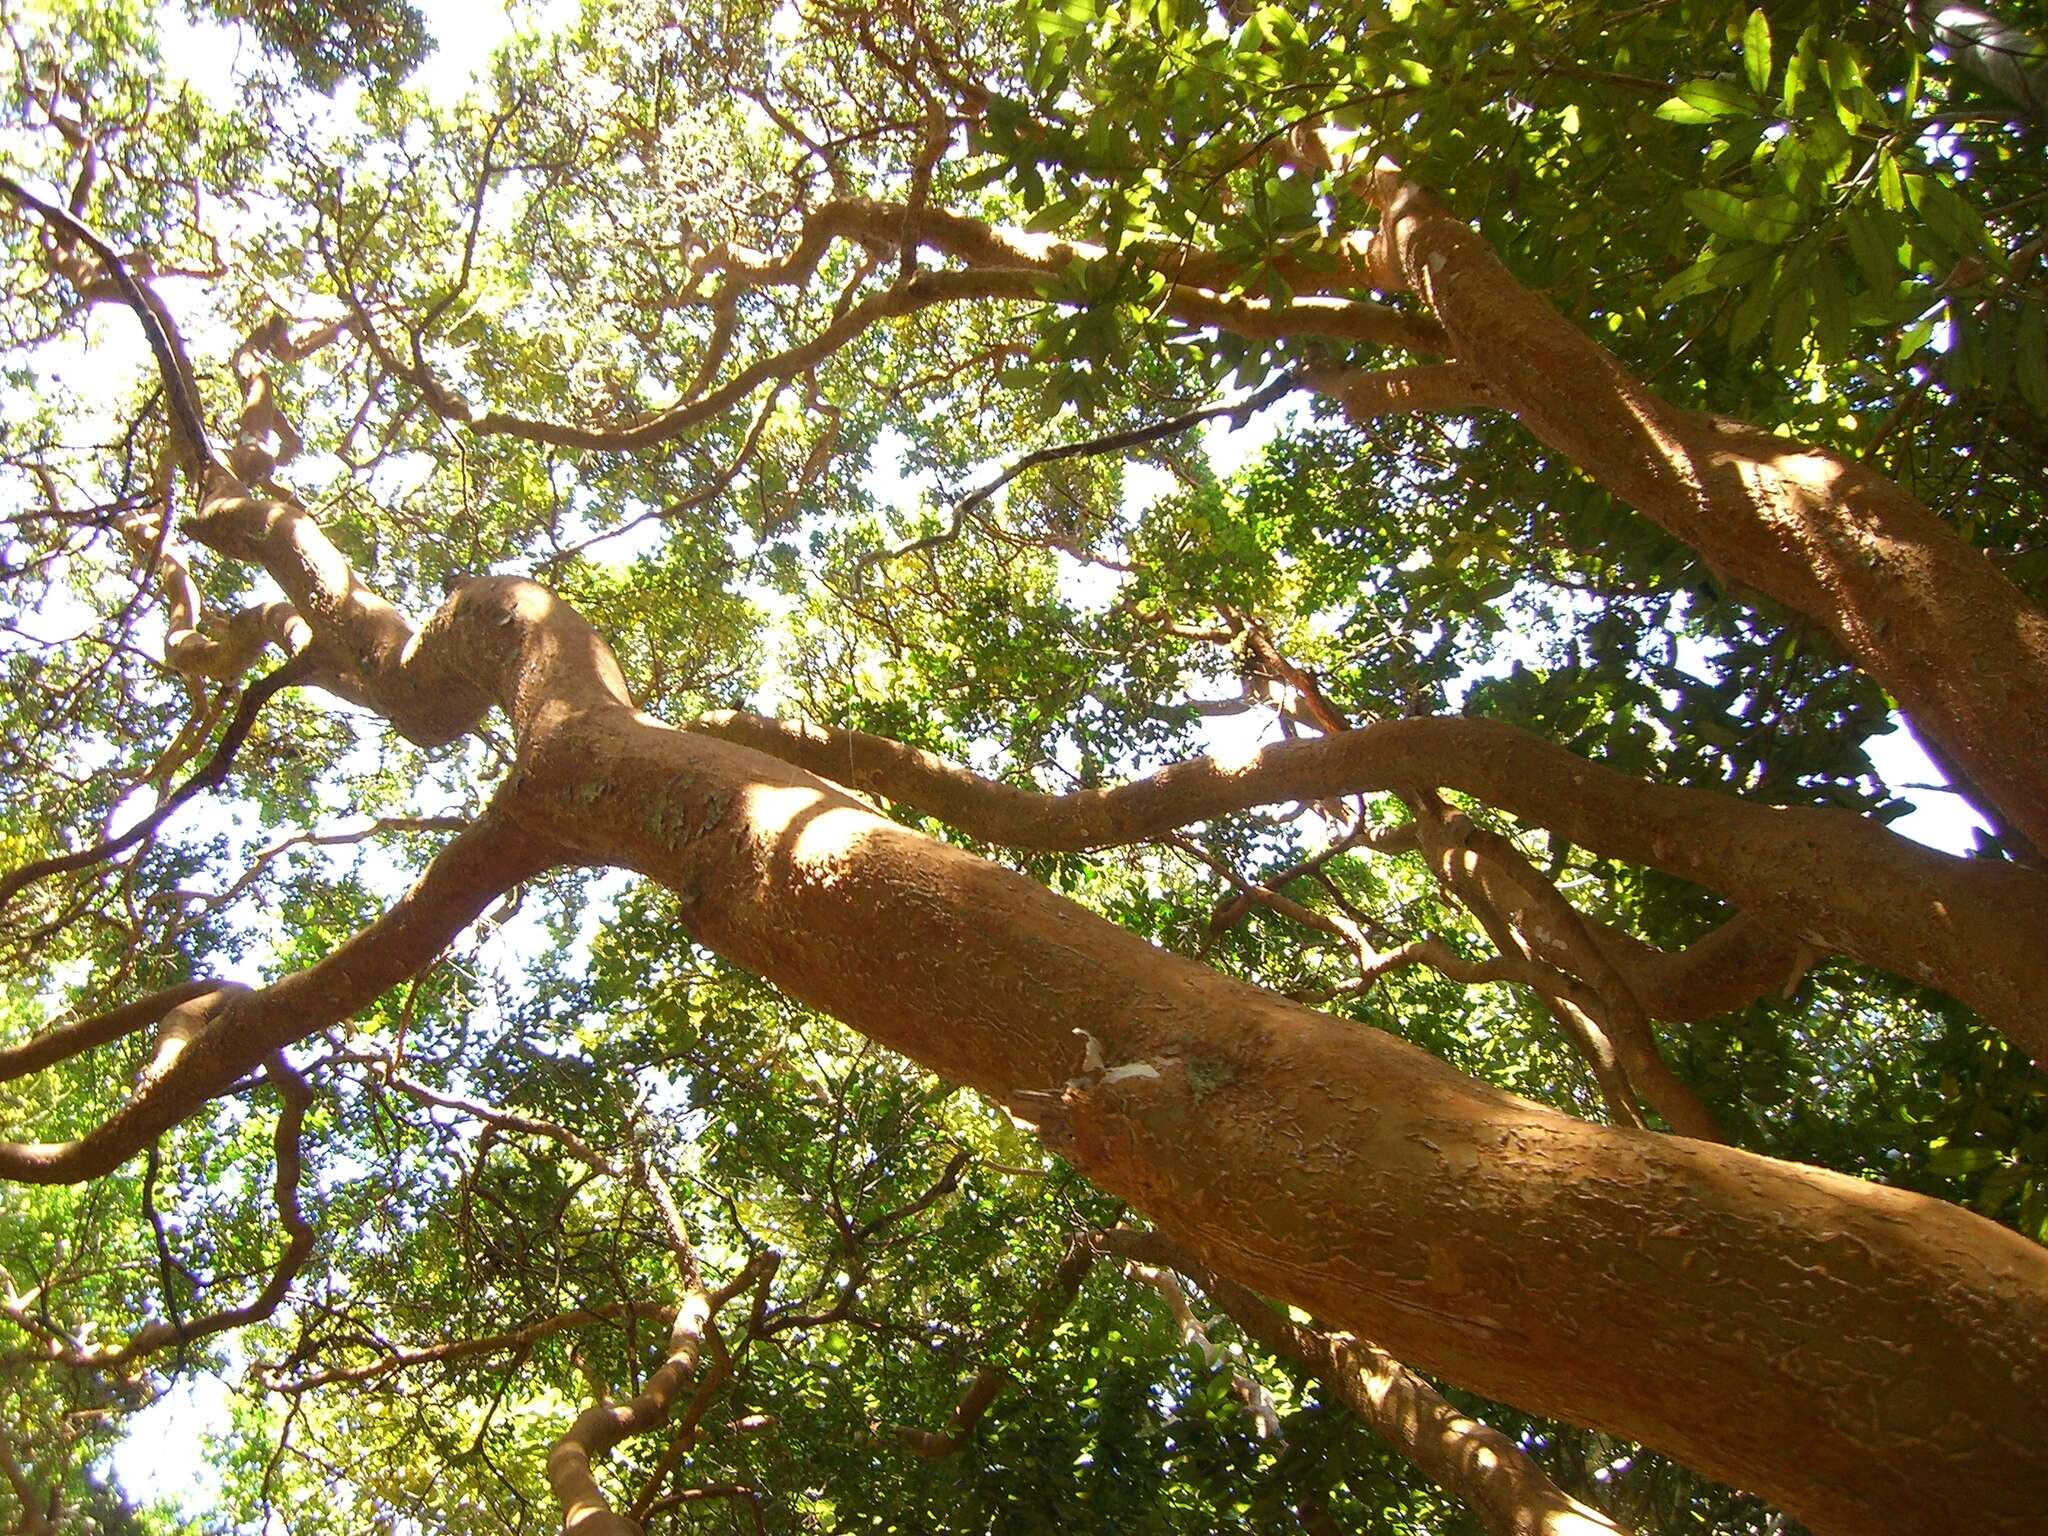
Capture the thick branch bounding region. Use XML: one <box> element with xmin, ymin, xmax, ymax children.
<box><xmin>43</xmin><ymin>454</ymin><xmax>2041</xmax><ymax>1532</ymax></box>
<box><xmin>0</xmin><ymin>980</ymin><xmax>217</xmax><ymax>1085</ymax></box>
<box><xmin>0</xmin><ymin>815</ymin><xmax>557</xmax><ymax>1184</ymax></box>
<box><xmin>1101</xmin><ymin>1230</ymin><xmax>1628</xmax><ymax>1536</ymax></box>
<box><xmin>1353</xmin><ymin>164</ymin><xmax>2048</xmax><ymax>857</ymax></box>
<box><xmin>546</xmin><ymin>1253</ymin><xmax>776</xmax><ymax>1536</ymax></box>
<box><xmin>679</xmin><ymin>710</ymin><xmax>2048</xmax><ymax>1062</ymax></box>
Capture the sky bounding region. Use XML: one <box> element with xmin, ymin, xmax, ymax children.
<box><xmin>14</xmin><ymin>0</ymin><xmax>1992</xmax><ymax>1515</ymax></box>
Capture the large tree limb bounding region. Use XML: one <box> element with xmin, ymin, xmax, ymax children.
<box><xmin>0</xmin><ymin>814</ymin><xmax>557</xmax><ymax>1184</ymax></box>
<box><xmin>1101</xmin><ymin>1228</ymin><xmax>1628</xmax><ymax>1536</ymax></box>
<box><xmin>28</xmin><ymin>409</ymin><xmax>2042</xmax><ymax>1531</ymax></box>
<box><xmin>678</xmin><ymin>709</ymin><xmax>2048</xmax><ymax>1063</ymax></box>
<box><xmin>0</xmin><ymin>980</ymin><xmax>218</xmax><ymax>1085</ymax></box>
<box><xmin>1343</xmin><ymin>161</ymin><xmax>2048</xmax><ymax>857</ymax></box>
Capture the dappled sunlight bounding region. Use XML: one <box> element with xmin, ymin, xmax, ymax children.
<box><xmin>4</xmin><ymin>0</ymin><xmax>2046</xmax><ymax>1531</ymax></box>
<box><xmin>739</xmin><ymin>780</ymin><xmax>880</xmax><ymax>869</ymax></box>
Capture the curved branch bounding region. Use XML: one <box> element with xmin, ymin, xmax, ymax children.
<box><xmin>0</xmin><ymin>980</ymin><xmax>218</xmax><ymax>1085</ymax></box>
<box><xmin>367</xmin><ymin>197</ymin><xmax>1441</xmax><ymax>455</ymax></box>
<box><xmin>857</xmin><ymin>375</ymin><xmax>1298</xmax><ymax>578</ymax></box>
<box><xmin>1351</xmin><ymin>162</ymin><xmax>2048</xmax><ymax>857</ymax></box>
<box><xmin>547</xmin><ymin>1252</ymin><xmax>777</xmax><ymax>1536</ymax></box>
<box><xmin>269</xmin><ymin>1301</ymin><xmax>680</xmax><ymax>1393</ymax></box>
<box><xmin>0</xmin><ymin>813</ymin><xmax>560</xmax><ymax>1185</ymax></box>
<box><xmin>1417</xmin><ymin>816</ymin><xmax>1725</xmax><ymax>1141</ymax></box>
<box><xmin>0</xmin><ymin>649</ymin><xmax>319</xmax><ymax>913</ymax></box>
<box><xmin>0</xmin><ymin>174</ymin><xmax>217</xmax><ymax>470</ymax></box>
<box><xmin>2</xmin><ymin>1056</ymin><xmax>314</xmax><ymax>1374</ymax></box>
<box><xmin>1101</xmin><ymin>1229</ymin><xmax>1629</xmax><ymax>1536</ymax></box>
<box><xmin>377</xmin><ymin>1069</ymin><xmax>613</xmax><ymax>1174</ymax></box>
<box><xmin>680</xmin><ymin>709</ymin><xmax>2048</xmax><ymax>1062</ymax></box>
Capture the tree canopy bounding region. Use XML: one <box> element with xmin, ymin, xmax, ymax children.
<box><xmin>2</xmin><ymin>2</ymin><xmax>2046</xmax><ymax>1534</ymax></box>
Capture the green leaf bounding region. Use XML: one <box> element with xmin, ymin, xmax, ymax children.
<box><xmin>1745</xmin><ymin>194</ymin><xmax>1802</xmax><ymax>244</ymax></box>
<box><xmin>1743</xmin><ymin>9</ymin><xmax>1772</xmax><ymax>97</ymax></box>
<box><xmin>1918</xmin><ymin>181</ymin><xmax>1993</xmax><ymax>261</ymax></box>
<box><xmin>1683</xmin><ymin>188</ymin><xmax>1752</xmax><ymax>240</ymax></box>
<box><xmin>1811</xmin><ymin>256</ymin><xmax>1851</xmax><ymax>360</ymax></box>
<box><xmin>1821</xmin><ymin>40</ymin><xmax>1878</xmax><ymax>128</ymax></box>
<box><xmin>1895</xmin><ymin>312</ymin><xmax>1938</xmax><ymax>361</ymax></box>
<box><xmin>1650</xmin><ymin>243</ymin><xmax>1773</xmax><ymax>306</ymax></box>
<box><xmin>1947</xmin><ymin>307</ymin><xmax>1983</xmax><ymax>391</ymax></box>
<box><xmin>2017</xmin><ymin>308</ymin><xmax>2048</xmax><ymax>415</ymax></box>
<box><xmin>1683</xmin><ymin>189</ymin><xmax>1799</xmax><ymax>244</ymax></box>
<box><xmin>1660</xmin><ymin>78</ymin><xmax>1756</xmax><ymax>124</ymax></box>
<box><xmin>1872</xmin><ymin>166</ymin><xmax>1904</xmax><ymax>223</ymax></box>
<box><xmin>1771</xmin><ymin>274</ymin><xmax>1810</xmax><ymax>365</ymax></box>
<box><xmin>1652</xmin><ymin>255</ymin><xmax>1723</xmax><ymax>306</ymax></box>
<box><xmin>1730</xmin><ymin>257</ymin><xmax>1782</xmax><ymax>347</ymax></box>
<box><xmin>1928</xmin><ymin>1144</ymin><xmax>2003</xmax><ymax>1177</ymax></box>
<box><xmin>1782</xmin><ymin>24</ymin><xmax>1822</xmax><ymax>115</ymax></box>
<box><xmin>1841</xmin><ymin>210</ymin><xmax>1900</xmax><ymax>293</ymax></box>
<box><xmin>1024</xmin><ymin>193</ymin><xmax>1088</xmax><ymax>233</ymax></box>
<box><xmin>1657</xmin><ymin>96</ymin><xmax>1719</xmax><ymax>125</ymax></box>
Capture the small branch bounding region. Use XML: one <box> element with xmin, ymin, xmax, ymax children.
<box><xmin>0</xmin><ymin>650</ymin><xmax>317</xmax><ymax>912</ymax></box>
<box><xmin>1100</xmin><ymin>1229</ymin><xmax>1631</xmax><ymax>1536</ymax></box>
<box><xmin>857</xmin><ymin>375</ymin><xmax>1297</xmax><ymax>578</ymax></box>
<box><xmin>0</xmin><ymin>174</ymin><xmax>217</xmax><ymax>470</ymax></box>
<box><xmin>3</xmin><ymin>1057</ymin><xmax>315</xmax><ymax>1374</ymax></box>
<box><xmin>880</xmin><ymin>1233</ymin><xmax>1096</xmax><ymax>1459</ymax></box>
<box><xmin>267</xmin><ymin>1302</ymin><xmax>681</xmax><ymax>1392</ymax></box>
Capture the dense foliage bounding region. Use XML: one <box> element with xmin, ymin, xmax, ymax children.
<box><xmin>1</xmin><ymin>1</ymin><xmax>2043</xmax><ymax>1532</ymax></box>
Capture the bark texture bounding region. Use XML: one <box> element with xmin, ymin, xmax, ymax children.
<box><xmin>8</xmin><ymin>464</ymin><xmax>2046</xmax><ymax>1535</ymax></box>
<box><xmin>680</xmin><ymin>710</ymin><xmax>2048</xmax><ymax>1064</ymax></box>
<box><xmin>9</xmin><ymin>131</ymin><xmax>2048</xmax><ymax>1536</ymax></box>
<box><xmin>1354</xmin><ymin>167</ymin><xmax>2048</xmax><ymax>858</ymax></box>
<box><xmin>1103</xmin><ymin>1229</ymin><xmax>1629</xmax><ymax>1536</ymax></box>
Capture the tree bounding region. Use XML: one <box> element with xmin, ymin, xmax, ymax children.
<box><xmin>2</xmin><ymin>1</ymin><xmax>2045</xmax><ymax>1533</ymax></box>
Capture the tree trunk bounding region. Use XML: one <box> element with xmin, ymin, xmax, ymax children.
<box><xmin>1358</xmin><ymin>169</ymin><xmax>2048</xmax><ymax>858</ymax></box>
<box><xmin>41</xmin><ymin>479</ymin><xmax>2045</xmax><ymax>1536</ymax></box>
<box><xmin>495</xmin><ymin>676</ymin><xmax>2047</xmax><ymax>1536</ymax></box>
